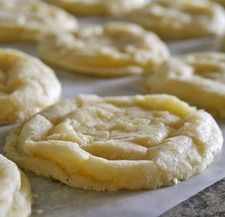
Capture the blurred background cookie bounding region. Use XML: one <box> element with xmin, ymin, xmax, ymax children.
<box><xmin>126</xmin><ymin>0</ymin><xmax>225</xmax><ymax>40</ymax></box>
<box><xmin>38</xmin><ymin>22</ymin><xmax>169</xmax><ymax>77</ymax></box>
<box><xmin>144</xmin><ymin>52</ymin><xmax>225</xmax><ymax>117</ymax></box>
<box><xmin>0</xmin><ymin>0</ymin><xmax>78</xmax><ymax>42</ymax></box>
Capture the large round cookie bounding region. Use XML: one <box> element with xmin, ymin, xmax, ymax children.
<box><xmin>0</xmin><ymin>49</ymin><xmax>61</xmax><ymax>124</ymax></box>
<box><xmin>38</xmin><ymin>22</ymin><xmax>169</xmax><ymax>77</ymax></box>
<box><xmin>4</xmin><ymin>94</ymin><xmax>223</xmax><ymax>191</ymax></box>
<box><xmin>126</xmin><ymin>0</ymin><xmax>225</xmax><ymax>40</ymax></box>
<box><xmin>0</xmin><ymin>154</ymin><xmax>32</xmax><ymax>217</ymax></box>
<box><xmin>46</xmin><ymin>0</ymin><xmax>149</xmax><ymax>16</ymax></box>
<box><xmin>0</xmin><ymin>0</ymin><xmax>78</xmax><ymax>42</ymax></box>
<box><xmin>144</xmin><ymin>52</ymin><xmax>225</xmax><ymax>118</ymax></box>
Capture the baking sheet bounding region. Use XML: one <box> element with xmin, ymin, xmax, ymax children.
<box><xmin>0</xmin><ymin>19</ymin><xmax>223</xmax><ymax>217</ymax></box>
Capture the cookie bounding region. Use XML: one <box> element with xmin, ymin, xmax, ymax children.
<box><xmin>38</xmin><ymin>22</ymin><xmax>169</xmax><ymax>77</ymax></box>
<box><xmin>4</xmin><ymin>94</ymin><xmax>223</xmax><ymax>191</ymax></box>
<box><xmin>46</xmin><ymin>0</ymin><xmax>149</xmax><ymax>16</ymax></box>
<box><xmin>144</xmin><ymin>52</ymin><xmax>225</xmax><ymax>117</ymax></box>
<box><xmin>126</xmin><ymin>0</ymin><xmax>225</xmax><ymax>40</ymax></box>
<box><xmin>0</xmin><ymin>154</ymin><xmax>32</xmax><ymax>217</ymax></box>
<box><xmin>0</xmin><ymin>0</ymin><xmax>78</xmax><ymax>42</ymax></box>
<box><xmin>0</xmin><ymin>49</ymin><xmax>61</xmax><ymax>124</ymax></box>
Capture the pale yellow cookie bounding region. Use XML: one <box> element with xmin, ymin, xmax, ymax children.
<box><xmin>0</xmin><ymin>0</ymin><xmax>78</xmax><ymax>42</ymax></box>
<box><xmin>127</xmin><ymin>0</ymin><xmax>225</xmax><ymax>40</ymax></box>
<box><xmin>4</xmin><ymin>94</ymin><xmax>223</xmax><ymax>191</ymax></box>
<box><xmin>46</xmin><ymin>0</ymin><xmax>149</xmax><ymax>16</ymax></box>
<box><xmin>0</xmin><ymin>49</ymin><xmax>61</xmax><ymax>124</ymax></box>
<box><xmin>144</xmin><ymin>52</ymin><xmax>225</xmax><ymax>117</ymax></box>
<box><xmin>38</xmin><ymin>22</ymin><xmax>169</xmax><ymax>77</ymax></box>
<box><xmin>0</xmin><ymin>154</ymin><xmax>32</xmax><ymax>217</ymax></box>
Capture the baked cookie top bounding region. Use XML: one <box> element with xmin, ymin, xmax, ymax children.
<box><xmin>0</xmin><ymin>154</ymin><xmax>32</xmax><ymax>217</ymax></box>
<box><xmin>46</xmin><ymin>0</ymin><xmax>149</xmax><ymax>16</ymax></box>
<box><xmin>126</xmin><ymin>0</ymin><xmax>225</xmax><ymax>40</ymax></box>
<box><xmin>4</xmin><ymin>94</ymin><xmax>223</xmax><ymax>191</ymax></box>
<box><xmin>0</xmin><ymin>49</ymin><xmax>61</xmax><ymax>124</ymax></box>
<box><xmin>38</xmin><ymin>22</ymin><xmax>169</xmax><ymax>77</ymax></box>
<box><xmin>0</xmin><ymin>0</ymin><xmax>78</xmax><ymax>42</ymax></box>
<box><xmin>144</xmin><ymin>52</ymin><xmax>225</xmax><ymax>117</ymax></box>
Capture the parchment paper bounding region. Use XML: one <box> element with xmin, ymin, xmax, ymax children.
<box><xmin>0</xmin><ymin>18</ymin><xmax>223</xmax><ymax>217</ymax></box>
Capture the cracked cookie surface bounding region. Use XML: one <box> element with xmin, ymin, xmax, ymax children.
<box><xmin>38</xmin><ymin>22</ymin><xmax>169</xmax><ymax>77</ymax></box>
<box><xmin>4</xmin><ymin>94</ymin><xmax>223</xmax><ymax>191</ymax></box>
<box><xmin>0</xmin><ymin>154</ymin><xmax>32</xmax><ymax>217</ymax></box>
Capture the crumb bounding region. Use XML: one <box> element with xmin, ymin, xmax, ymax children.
<box><xmin>33</xmin><ymin>193</ymin><xmax>39</xmax><ymax>198</ymax></box>
<box><xmin>36</xmin><ymin>209</ymin><xmax>44</xmax><ymax>215</ymax></box>
<box><xmin>173</xmin><ymin>178</ymin><xmax>180</xmax><ymax>184</ymax></box>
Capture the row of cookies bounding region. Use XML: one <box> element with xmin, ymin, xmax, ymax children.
<box><xmin>0</xmin><ymin>1</ymin><xmax>225</xmax><ymax>216</ymax></box>
<box><xmin>1</xmin><ymin>0</ymin><xmax>225</xmax><ymax>43</ymax></box>
<box><xmin>2</xmin><ymin>21</ymin><xmax>224</xmax><ymax>122</ymax></box>
<box><xmin>0</xmin><ymin>49</ymin><xmax>61</xmax><ymax>216</ymax></box>
<box><xmin>0</xmin><ymin>4</ymin><xmax>223</xmax><ymax>166</ymax></box>
<box><xmin>33</xmin><ymin>11</ymin><xmax>225</xmax><ymax>196</ymax></box>
<box><xmin>0</xmin><ymin>2</ymin><xmax>67</xmax><ymax>213</ymax></box>
<box><xmin>0</xmin><ymin>42</ymin><xmax>224</xmax><ymax>215</ymax></box>
<box><xmin>0</xmin><ymin>46</ymin><xmax>64</xmax><ymax>214</ymax></box>
<box><xmin>36</xmin><ymin>20</ymin><xmax>225</xmax><ymax>121</ymax></box>
<box><xmin>44</xmin><ymin>0</ymin><xmax>225</xmax><ymax>20</ymax></box>
<box><xmin>0</xmin><ymin>0</ymin><xmax>74</xmax><ymax>210</ymax></box>
<box><xmin>0</xmin><ymin>1</ymin><xmax>73</xmax><ymax>211</ymax></box>
<box><xmin>0</xmin><ymin>1</ymin><xmax>223</xmax><ymax>121</ymax></box>
<box><xmin>43</xmin><ymin>0</ymin><xmax>225</xmax><ymax>40</ymax></box>
<box><xmin>0</xmin><ymin>4</ymin><xmax>74</xmax><ymax>213</ymax></box>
